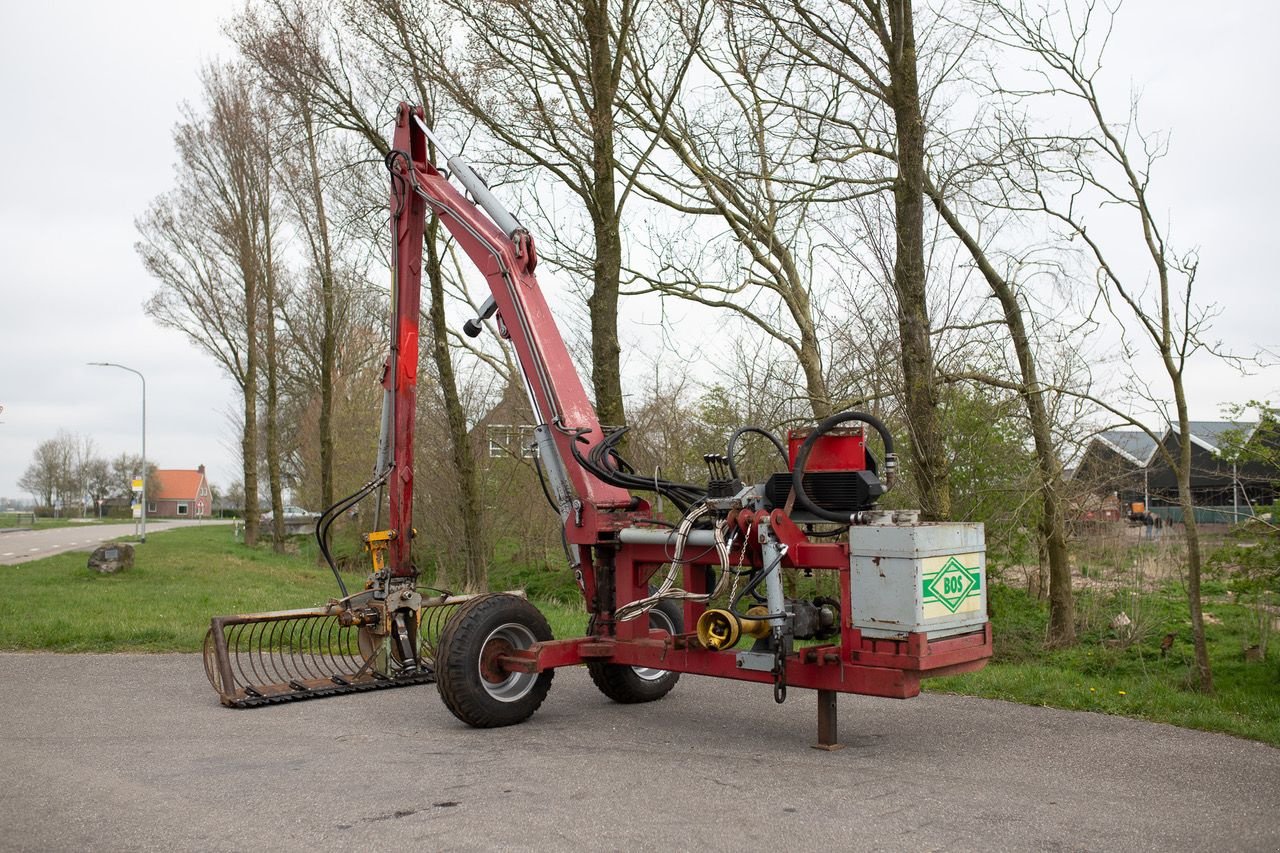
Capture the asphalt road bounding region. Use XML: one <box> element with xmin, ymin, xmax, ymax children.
<box><xmin>1</xmin><ymin>653</ymin><xmax>1276</xmax><ymax>852</ymax></box>
<box><xmin>0</xmin><ymin>519</ymin><xmax>232</xmax><ymax>565</ymax></box>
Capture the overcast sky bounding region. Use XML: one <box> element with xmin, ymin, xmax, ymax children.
<box><xmin>1</xmin><ymin>1</ymin><xmax>1276</xmax><ymax>502</ymax></box>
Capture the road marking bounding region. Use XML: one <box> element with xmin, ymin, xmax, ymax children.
<box><xmin>2</xmin><ymin>552</ymin><xmax>12</xmax><ymax>557</ymax></box>
<box><xmin>29</xmin><ymin>547</ymin><xmax>39</xmax><ymax>551</ymax></box>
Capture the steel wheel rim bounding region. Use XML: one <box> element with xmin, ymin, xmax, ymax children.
<box><xmin>632</xmin><ymin>608</ymin><xmax>676</xmax><ymax>682</ymax></box>
<box><xmin>479</xmin><ymin>622</ymin><xmax>538</xmax><ymax>702</ymax></box>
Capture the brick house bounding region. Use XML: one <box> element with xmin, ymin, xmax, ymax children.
<box><xmin>148</xmin><ymin>465</ymin><xmax>212</xmax><ymax>519</ymax></box>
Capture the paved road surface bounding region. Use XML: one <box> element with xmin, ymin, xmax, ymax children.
<box><xmin>1</xmin><ymin>652</ymin><xmax>1276</xmax><ymax>851</ymax></box>
<box><xmin>0</xmin><ymin>520</ymin><xmax>232</xmax><ymax>565</ymax></box>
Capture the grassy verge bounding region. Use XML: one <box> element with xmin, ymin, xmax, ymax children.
<box><xmin>926</xmin><ymin>584</ymin><xmax>1280</xmax><ymax>745</ymax></box>
<box><xmin>0</xmin><ymin>525</ymin><xmax>585</xmax><ymax>652</ymax></box>
<box><xmin>2</xmin><ymin>526</ymin><xmax>1275</xmax><ymax>746</ymax></box>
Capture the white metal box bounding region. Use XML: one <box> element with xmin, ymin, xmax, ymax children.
<box><xmin>848</xmin><ymin>522</ymin><xmax>987</xmax><ymax>640</ymax></box>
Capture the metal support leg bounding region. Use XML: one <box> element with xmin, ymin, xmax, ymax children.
<box><xmin>812</xmin><ymin>689</ymin><xmax>844</xmax><ymax>751</ymax></box>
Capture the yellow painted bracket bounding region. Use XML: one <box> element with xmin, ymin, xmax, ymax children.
<box><xmin>362</xmin><ymin>529</ymin><xmax>396</xmax><ymax>573</ymax></box>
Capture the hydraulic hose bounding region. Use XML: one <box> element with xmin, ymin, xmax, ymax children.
<box><xmin>791</xmin><ymin>411</ymin><xmax>897</xmax><ymax>524</ymax></box>
<box><xmin>725</xmin><ymin>426</ymin><xmax>788</xmax><ymax>481</ymax></box>
<box><xmin>314</xmin><ymin>466</ymin><xmax>391</xmax><ymax>597</ymax></box>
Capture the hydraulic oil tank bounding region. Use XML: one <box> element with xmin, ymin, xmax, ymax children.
<box><xmin>849</xmin><ymin>521</ymin><xmax>987</xmax><ymax>640</ymax></box>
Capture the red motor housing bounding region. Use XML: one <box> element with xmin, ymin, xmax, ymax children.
<box><xmin>787</xmin><ymin>427</ymin><xmax>866</xmax><ymax>472</ymax></box>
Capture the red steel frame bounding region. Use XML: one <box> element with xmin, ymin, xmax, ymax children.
<box><xmin>387</xmin><ymin>104</ymin><xmax>990</xmax><ymax>699</ymax></box>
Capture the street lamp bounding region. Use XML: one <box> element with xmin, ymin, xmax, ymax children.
<box><xmin>88</xmin><ymin>362</ymin><xmax>147</xmax><ymax>543</ymax></box>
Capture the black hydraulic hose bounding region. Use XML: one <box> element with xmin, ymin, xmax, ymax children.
<box><xmin>791</xmin><ymin>411</ymin><xmax>896</xmax><ymax>524</ymax></box>
<box><xmin>314</xmin><ymin>468</ymin><xmax>390</xmax><ymax>597</ymax></box>
<box><xmin>725</xmin><ymin>426</ymin><xmax>789</xmax><ymax>481</ymax></box>
<box><xmin>569</xmin><ymin>425</ymin><xmax>707</xmax><ymax>511</ymax></box>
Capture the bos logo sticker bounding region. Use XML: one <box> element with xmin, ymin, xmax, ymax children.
<box><xmin>922</xmin><ymin>557</ymin><xmax>982</xmax><ymax>613</ymax></box>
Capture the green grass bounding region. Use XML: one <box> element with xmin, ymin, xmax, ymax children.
<box><xmin>0</xmin><ymin>525</ymin><xmax>587</xmax><ymax>653</ymax></box>
<box><xmin>3</xmin><ymin>525</ymin><xmax>1276</xmax><ymax>746</ymax></box>
<box><xmin>926</xmin><ymin>584</ymin><xmax>1280</xmax><ymax>745</ymax></box>
<box><xmin>0</xmin><ymin>526</ymin><xmax>349</xmax><ymax>651</ymax></box>
<box><xmin>0</xmin><ymin>513</ymin><xmax>110</xmax><ymax>530</ymax></box>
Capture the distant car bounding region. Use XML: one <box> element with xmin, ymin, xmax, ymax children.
<box><xmin>260</xmin><ymin>505</ymin><xmax>319</xmax><ymax>524</ymax></box>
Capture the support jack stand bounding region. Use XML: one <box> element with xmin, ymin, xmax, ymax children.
<box><xmin>812</xmin><ymin>689</ymin><xmax>845</xmax><ymax>751</ymax></box>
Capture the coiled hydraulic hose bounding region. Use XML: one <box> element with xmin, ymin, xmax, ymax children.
<box><xmin>791</xmin><ymin>411</ymin><xmax>897</xmax><ymax>524</ymax></box>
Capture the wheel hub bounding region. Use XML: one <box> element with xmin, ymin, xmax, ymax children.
<box><xmin>479</xmin><ymin>637</ymin><xmax>515</xmax><ymax>684</ymax></box>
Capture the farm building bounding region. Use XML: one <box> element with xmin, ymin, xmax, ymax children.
<box><xmin>1072</xmin><ymin>420</ymin><xmax>1279</xmax><ymax>523</ymax></box>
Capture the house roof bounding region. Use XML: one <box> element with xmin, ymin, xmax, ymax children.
<box><xmin>1089</xmin><ymin>421</ymin><xmax>1260</xmax><ymax>468</ymax></box>
<box><xmin>1095</xmin><ymin>430</ymin><xmax>1158</xmax><ymax>466</ymax></box>
<box><xmin>1169</xmin><ymin>420</ymin><xmax>1257</xmax><ymax>454</ymax></box>
<box><xmin>153</xmin><ymin>469</ymin><xmax>205</xmax><ymax>501</ymax></box>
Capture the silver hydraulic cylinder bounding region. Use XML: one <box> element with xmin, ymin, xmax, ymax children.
<box><xmin>758</xmin><ymin>521</ymin><xmax>787</xmax><ymax>631</ymax></box>
<box><xmin>533</xmin><ymin>424</ymin><xmax>575</xmax><ymax>515</ymax></box>
<box><xmin>412</xmin><ymin>114</ymin><xmax>523</xmax><ymax>238</ymax></box>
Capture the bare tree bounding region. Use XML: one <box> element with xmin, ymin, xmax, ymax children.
<box><xmin>739</xmin><ymin>0</ymin><xmax>955</xmax><ymax>519</ymax></box>
<box><xmin>968</xmin><ymin>0</ymin><xmax>1225</xmax><ymax>686</ymax></box>
<box><xmin>250</xmin><ymin>17</ymin><xmax>350</xmax><ymax>514</ymax></box>
<box><xmin>82</xmin><ymin>457</ymin><xmax>114</xmax><ymax>517</ymax></box>
<box><xmin>384</xmin><ymin>0</ymin><xmax>689</xmax><ymax>431</ymax></box>
<box><xmin>110</xmin><ymin>454</ymin><xmax>161</xmax><ymax>506</ymax></box>
<box><xmin>715</xmin><ymin>0</ymin><xmax>1080</xmax><ymax>636</ymax></box>
<box><xmin>137</xmin><ymin>63</ymin><xmax>276</xmax><ymax>546</ymax></box>
<box><xmin>923</xmin><ymin>185</ymin><xmax>1078</xmax><ymax>642</ymax></box>
<box><xmin>234</xmin><ymin>0</ymin><xmax>492</xmax><ymax>588</ymax></box>
<box><xmin>70</xmin><ymin>434</ymin><xmax>99</xmax><ymax>517</ymax></box>
<box><xmin>19</xmin><ymin>436</ymin><xmax>70</xmax><ymax>513</ymax></box>
<box><xmin>622</xmin><ymin>1</ymin><xmax>883</xmax><ymax>419</ymax></box>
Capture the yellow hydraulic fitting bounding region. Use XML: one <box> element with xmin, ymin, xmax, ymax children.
<box><xmin>362</xmin><ymin>529</ymin><xmax>396</xmax><ymax>572</ymax></box>
<box><xmin>696</xmin><ymin>607</ymin><xmax>771</xmax><ymax>651</ymax></box>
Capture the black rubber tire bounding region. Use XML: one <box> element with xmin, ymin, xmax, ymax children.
<box><xmin>435</xmin><ymin>594</ymin><xmax>555</xmax><ymax>728</ymax></box>
<box><xmin>587</xmin><ymin>597</ymin><xmax>683</xmax><ymax>704</ymax></box>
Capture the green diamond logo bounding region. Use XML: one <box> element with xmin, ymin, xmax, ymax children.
<box><xmin>922</xmin><ymin>557</ymin><xmax>980</xmax><ymax>613</ymax></box>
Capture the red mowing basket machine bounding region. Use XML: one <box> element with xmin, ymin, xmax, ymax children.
<box><xmin>204</xmin><ymin>104</ymin><xmax>991</xmax><ymax>748</ymax></box>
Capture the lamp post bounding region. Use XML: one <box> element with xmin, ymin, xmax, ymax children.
<box><xmin>89</xmin><ymin>362</ymin><xmax>147</xmax><ymax>543</ymax></box>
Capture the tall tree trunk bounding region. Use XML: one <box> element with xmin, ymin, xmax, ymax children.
<box><xmin>797</xmin><ymin>326</ymin><xmax>833</xmax><ymax>419</ymax></box>
<box><xmin>1036</xmin><ymin>426</ymin><xmax>1073</xmax><ymax>644</ymax></box>
<box><xmin>585</xmin><ymin>0</ymin><xmax>626</xmax><ymax>430</ymax></box>
<box><xmin>242</xmin><ymin>263</ymin><xmax>260</xmax><ymax>548</ymax></box>
<box><xmin>264</xmin><ymin>232</ymin><xmax>285</xmax><ymax>552</ymax></box>
<box><xmin>1174</xmin><ymin>391</ymin><xmax>1213</xmax><ymax>692</ymax></box>
<box><xmin>300</xmin><ymin>102</ymin><xmax>338</xmax><ymax>512</ymax></box>
<box><xmin>589</xmin><ymin>219</ymin><xmax>624</xmax><ymax>428</ymax></box>
<box><xmin>787</xmin><ymin>266</ymin><xmax>833</xmax><ymax>418</ymax></box>
<box><xmin>886</xmin><ymin>2</ymin><xmax>950</xmax><ymax>520</ymax></box>
<box><xmin>929</xmin><ymin>189</ymin><xmax>1075</xmax><ymax>643</ymax></box>
<box><xmin>425</xmin><ymin>217</ymin><xmax>489</xmax><ymax>591</ymax></box>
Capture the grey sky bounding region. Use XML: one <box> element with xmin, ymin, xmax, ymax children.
<box><xmin>1</xmin><ymin>1</ymin><xmax>1276</xmax><ymax>501</ymax></box>
<box><xmin>1</xmin><ymin>1</ymin><xmax>244</xmax><ymax>502</ymax></box>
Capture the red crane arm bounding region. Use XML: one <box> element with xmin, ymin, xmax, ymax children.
<box><xmin>385</xmin><ymin>103</ymin><xmax>634</xmax><ymax>572</ymax></box>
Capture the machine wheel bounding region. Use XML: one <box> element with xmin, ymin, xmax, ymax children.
<box><xmin>587</xmin><ymin>598</ymin><xmax>683</xmax><ymax>704</ymax></box>
<box><xmin>435</xmin><ymin>594</ymin><xmax>555</xmax><ymax>728</ymax></box>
